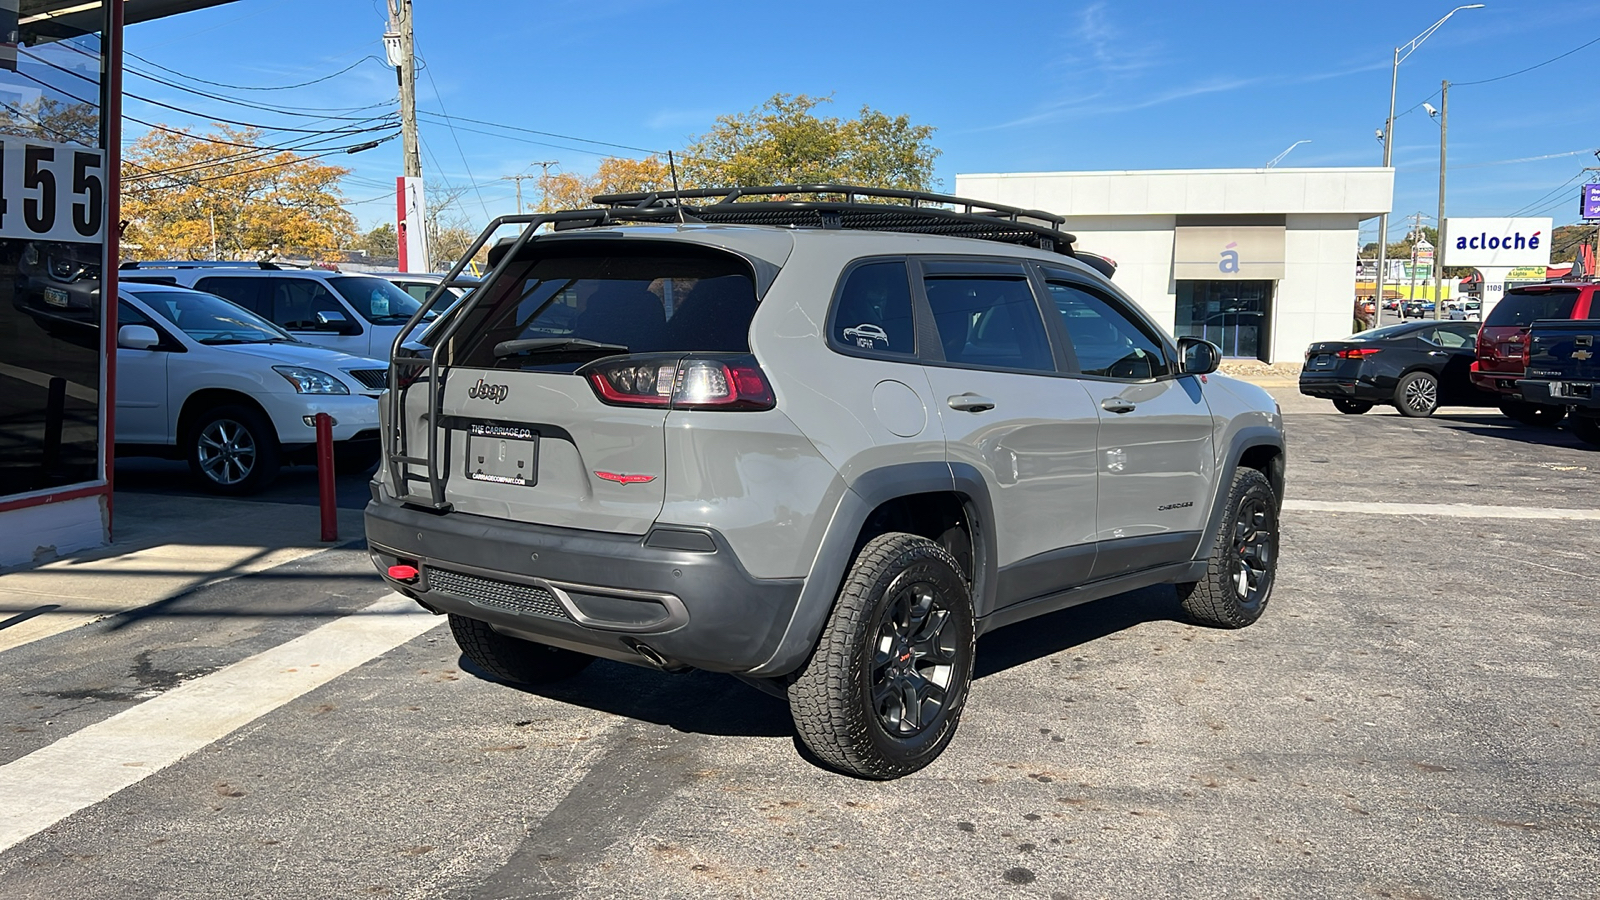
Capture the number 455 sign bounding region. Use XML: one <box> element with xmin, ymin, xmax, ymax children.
<box><xmin>0</xmin><ymin>137</ymin><xmax>105</xmax><ymax>243</ymax></box>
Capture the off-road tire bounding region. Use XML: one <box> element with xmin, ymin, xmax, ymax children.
<box><xmin>1332</xmin><ymin>399</ymin><xmax>1372</xmax><ymax>415</ymax></box>
<box><xmin>1394</xmin><ymin>371</ymin><xmax>1439</xmax><ymax>417</ymax></box>
<box><xmin>1499</xmin><ymin>399</ymin><xmax>1567</xmax><ymax>427</ymax></box>
<box><xmin>1571</xmin><ymin>415</ymin><xmax>1600</xmax><ymax>449</ymax></box>
<box><xmin>1176</xmin><ymin>467</ymin><xmax>1278</xmax><ymax>629</ymax></box>
<box><xmin>449</xmin><ymin>614</ymin><xmax>594</xmax><ymax>685</ymax></box>
<box><xmin>787</xmin><ymin>533</ymin><xmax>975</xmax><ymax>780</ymax></box>
<box><xmin>186</xmin><ymin>404</ymin><xmax>280</xmax><ymax>495</ymax></box>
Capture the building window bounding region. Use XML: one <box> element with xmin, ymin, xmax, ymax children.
<box><xmin>0</xmin><ymin>8</ymin><xmax>109</xmax><ymax>497</ymax></box>
<box><xmin>1175</xmin><ymin>280</ymin><xmax>1274</xmax><ymax>361</ymax></box>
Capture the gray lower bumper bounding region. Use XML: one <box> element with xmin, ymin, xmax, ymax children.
<box><xmin>364</xmin><ymin>498</ymin><xmax>803</xmax><ymax>674</ymax></box>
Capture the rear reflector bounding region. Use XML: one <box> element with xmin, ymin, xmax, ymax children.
<box><xmin>388</xmin><ymin>565</ymin><xmax>419</xmax><ymax>582</ymax></box>
<box><xmin>578</xmin><ymin>353</ymin><xmax>776</xmax><ymax>411</ymax></box>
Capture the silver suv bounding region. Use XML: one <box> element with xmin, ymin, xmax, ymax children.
<box><xmin>365</xmin><ymin>186</ymin><xmax>1285</xmax><ymax>779</ymax></box>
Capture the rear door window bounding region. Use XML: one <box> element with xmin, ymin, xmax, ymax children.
<box><xmin>451</xmin><ymin>244</ymin><xmax>758</xmax><ymax>370</ymax></box>
<box><xmin>267</xmin><ymin>278</ymin><xmax>355</xmax><ymax>332</ymax></box>
<box><xmin>920</xmin><ymin>273</ymin><xmax>1053</xmax><ymax>372</ymax></box>
<box><xmin>830</xmin><ymin>260</ymin><xmax>915</xmax><ymax>355</ymax></box>
<box><xmin>1485</xmin><ymin>289</ymin><xmax>1578</xmax><ymax>327</ymax></box>
<box><xmin>194</xmin><ymin>277</ymin><xmax>264</xmax><ymax>315</ymax></box>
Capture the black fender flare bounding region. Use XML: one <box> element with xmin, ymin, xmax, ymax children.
<box><xmin>745</xmin><ymin>461</ymin><xmax>998</xmax><ymax>677</ymax></box>
<box><xmin>1193</xmin><ymin>425</ymin><xmax>1286</xmax><ymax>565</ymax></box>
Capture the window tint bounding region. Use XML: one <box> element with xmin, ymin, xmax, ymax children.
<box><xmin>921</xmin><ymin>276</ymin><xmax>1053</xmax><ymax>371</ymax></box>
<box><xmin>1485</xmin><ymin>289</ymin><xmax>1577</xmax><ymax>327</ymax></box>
<box><xmin>194</xmin><ymin>277</ymin><xmax>263</xmax><ymax>314</ymax></box>
<box><xmin>267</xmin><ymin>279</ymin><xmax>351</xmax><ymax>331</ymax></box>
<box><xmin>833</xmin><ymin>261</ymin><xmax>914</xmax><ymax>355</ymax></box>
<box><xmin>452</xmin><ymin>246</ymin><xmax>758</xmax><ymax>370</ymax></box>
<box><xmin>1046</xmin><ymin>282</ymin><xmax>1169</xmax><ymax>379</ymax></box>
<box><xmin>130</xmin><ymin>289</ymin><xmax>291</xmax><ymax>344</ymax></box>
<box><xmin>117</xmin><ymin>300</ymin><xmax>155</xmax><ymax>328</ymax></box>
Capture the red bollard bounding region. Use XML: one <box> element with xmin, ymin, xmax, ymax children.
<box><xmin>315</xmin><ymin>412</ymin><xmax>338</xmax><ymax>542</ymax></box>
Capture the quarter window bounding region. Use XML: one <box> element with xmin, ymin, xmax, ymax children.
<box><xmin>833</xmin><ymin>261</ymin><xmax>914</xmax><ymax>355</ymax></box>
<box><xmin>1046</xmin><ymin>282</ymin><xmax>1169</xmax><ymax>379</ymax></box>
<box><xmin>193</xmin><ymin>277</ymin><xmax>264</xmax><ymax>315</ymax></box>
<box><xmin>921</xmin><ymin>275</ymin><xmax>1053</xmax><ymax>371</ymax></box>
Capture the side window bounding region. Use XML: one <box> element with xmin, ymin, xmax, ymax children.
<box><xmin>194</xmin><ymin>277</ymin><xmax>263</xmax><ymax>314</ymax></box>
<box><xmin>832</xmin><ymin>261</ymin><xmax>915</xmax><ymax>355</ymax></box>
<box><xmin>1046</xmin><ymin>282</ymin><xmax>1170</xmax><ymax>380</ymax></box>
<box><xmin>921</xmin><ymin>275</ymin><xmax>1053</xmax><ymax>371</ymax></box>
<box><xmin>117</xmin><ymin>301</ymin><xmax>155</xmax><ymax>328</ymax></box>
<box><xmin>269</xmin><ymin>279</ymin><xmax>349</xmax><ymax>331</ymax></box>
<box><xmin>1426</xmin><ymin>327</ymin><xmax>1472</xmax><ymax>349</ymax></box>
<box><xmin>402</xmin><ymin>284</ymin><xmax>432</xmax><ymax>303</ymax></box>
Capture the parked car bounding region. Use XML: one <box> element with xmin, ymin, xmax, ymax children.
<box><xmin>1518</xmin><ymin>315</ymin><xmax>1600</xmax><ymax>447</ymax></box>
<box><xmin>1299</xmin><ymin>320</ymin><xmax>1490</xmax><ymax>417</ymax></box>
<box><xmin>11</xmin><ymin>241</ymin><xmax>102</xmax><ymax>339</ymax></box>
<box><xmin>364</xmin><ymin>184</ymin><xmax>1286</xmax><ymax>779</ymax></box>
<box><xmin>375</xmin><ymin>271</ymin><xmax>479</xmax><ymax>309</ymax></box>
<box><xmin>1471</xmin><ymin>282</ymin><xmax>1598</xmax><ymax>425</ymax></box>
<box><xmin>119</xmin><ymin>261</ymin><xmax>436</xmax><ymax>360</ymax></box>
<box><xmin>114</xmin><ymin>282</ymin><xmax>387</xmax><ymax>493</ymax></box>
<box><xmin>1402</xmin><ymin>300</ymin><xmax>1436</xmax><ymax>319</ymax></box>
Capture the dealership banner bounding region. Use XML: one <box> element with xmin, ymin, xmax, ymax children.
<box><xmin>1583</xmin><ymin>183</ymin><xmax>1600</xmax><ymax>221</ymax></box>
<box><xmin>1173</xmin><ymin>226</ymin><xmax>1286</xmax><ymax>280</ymax></box>
<box><xmin>1440</xmin><ymin>217</ymin><xmax>1552</xmax><ymax>268</ymax></box>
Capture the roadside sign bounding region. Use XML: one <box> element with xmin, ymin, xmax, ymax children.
<box><xmin>1583</xmin><ymin>183</ymin><xmax>1600</xmax><ymax>221</ymax></box>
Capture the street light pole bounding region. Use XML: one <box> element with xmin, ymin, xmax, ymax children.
<box><xmin>1374</xmin><ymin>4</ymin><xmax>1484</xmax><ymax>327</ymax></box>
<box><xmin>1434</xmin><ymin>81</ymin><xmax>1448</xmax><ymax>320</ymax></box>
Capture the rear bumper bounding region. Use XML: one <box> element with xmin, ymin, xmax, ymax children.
<box><xmin>1298</xmin><ymin>374</ymin><xmax>1375</xmax><ymax>401</ymax></box>
<box><xmin>364</xmin><ymin>497</ymin><xmax>803</xmax><ymax>675</ymax></box>
<box><xmin>1469</xmin><ymin>365</ymin><xmax>1522</xmax><ymax>397</ymax></box>
<box><xmin>1520</xmin><ymin>378</ymin><xmax>1600</xmax><ymax>410</ymax></box>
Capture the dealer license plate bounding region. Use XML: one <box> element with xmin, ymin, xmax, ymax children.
<box><xmin>465</xmin><ymin>423</ymin><xmax>538</xmax><ymax>486</ymax></box>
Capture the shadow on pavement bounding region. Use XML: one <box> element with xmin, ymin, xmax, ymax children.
<box><xmin>115</xmin><ymin>457</ymin><xmax>375</xmax><ymax>509</ymax></box>
<box><xmin>454</xmin><ymin>585</ymin><xmax>1182</xmax><ymax>739</ymax></box>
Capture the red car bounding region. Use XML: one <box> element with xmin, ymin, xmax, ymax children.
<box><xmin>1471</xmin><ymin>282</ymin><xmax>1598</xmax><ymax>425</ymax></box>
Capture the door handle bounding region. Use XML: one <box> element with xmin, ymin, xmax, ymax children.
<box><xmin>1101</xmin><ymin>398</ymin><xmax>1137</xmax><ymax>414</ymax></box>
<box><xmin>1428</xmin><ymin>350</ymin><xmax>1447</xmax><ymax>357</ymax></box>
<box><xmin>947</xmin><ymin>393</ymin><xmax>995</xmax><ymax>413</ymax></box>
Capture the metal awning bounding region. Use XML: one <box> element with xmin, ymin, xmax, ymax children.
<box><xmin>16</xmin><ymin>1</ymin><xmax>240</xmax><ymax>43</ymax></box>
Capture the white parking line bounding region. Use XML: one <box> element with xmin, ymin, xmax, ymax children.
<box><xmin>1284</xmin><ymin>499</ymin><xmax>1600</xmax><ymax>521</ymax></box>
<box><xmin>0</xmin><ymin>594</ymin><xmax>442</xmax><ymax>854</ymax></box>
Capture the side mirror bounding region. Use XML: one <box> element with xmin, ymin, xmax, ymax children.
<box><xmin>1177</xmin><ymin>336</ymin><xmax>1221</xmax><ymax>375</ymax></box>
<box><xmin>315</xmin><ymin>309</ymin><xmax>360</xmax><ymax>334</ymax></box>
<box><xmin>117</xmin><ymin>324</ymin><xmax>160</xmax><ymax>351</ymax></box>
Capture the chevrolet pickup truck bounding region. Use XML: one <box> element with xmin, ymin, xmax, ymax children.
<box><xmin>1473</xmin><ymin>282</ymin><xmax>1598</xmax><ymax>426</ymax></box>
<box><xmin>1520</xmin><ymin>314</ymin><xmax>1600</xmax><ymax>447</ymax></box>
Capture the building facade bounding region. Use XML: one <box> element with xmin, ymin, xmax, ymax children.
<box><xmin>955</xmin><ymin>168</ymin><xmax>1394</xmax><ymax>364</ymax></box>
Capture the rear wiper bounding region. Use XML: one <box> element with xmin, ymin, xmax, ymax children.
<box><xmin>493</xmin><ymin>338</ymin><xmax>628</xmax><ymax>358</ymax></box>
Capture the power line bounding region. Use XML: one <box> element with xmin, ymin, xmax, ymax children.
<box><xmin>412</xmin><ymin>116</ymin><xmax>635</xmax><ymax>159</ymax></box>
<box><xmin>415</xmin><ymin>44</ymin><xmax>491</xmax><ymax>221</ymax></box>
<box><xmin>124</xmin><ymin>50</ymin><xmax>388</xmax><ymax>92</ymax></box>
<box><xmin>1506</xmin><ymin>170</ymin><xmax>1590</xmax><ymax>218</ymax></box>
<box><xmin>414</xmin><ymin>110</ymin><xmax>663</xmax><ymax>156</ymax></box>
<box><xmin>1456</xmin><ymin>34</ymin><xmax>1600</xmax><ymax>86</ymax></box>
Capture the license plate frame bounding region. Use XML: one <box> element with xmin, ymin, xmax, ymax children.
<box><xmin>464</xmin><ymin>423</ymin><xmax>538</xmax><ymax>487</ymax></box>
<box><xmin>44</xmin><ymin>287</ymin><xmax>69</xmax><ymax>308</ymax></box>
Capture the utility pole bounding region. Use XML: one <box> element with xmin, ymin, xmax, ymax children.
<box><xmin>500</xmin><ymin>162</ymin><xmax>556</xmax><ymax>212</ymax></box>
<box><xmin>1433</xmin><ymin>81</ymin><xmax>1448</xmax><ymax>320</ymax></box>
<box><xmin>395</xmin><ymin>0</ymin><xmax>419</xmax><ymax>181</ymax></box>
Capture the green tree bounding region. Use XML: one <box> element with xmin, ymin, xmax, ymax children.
<box><xmin>357</xmin><ymin>222</ymin><xmax>398</xmax><ymax>258</ymax></box>
<box><xmin>1550</xmin><ymin>224</ymin><xmax>1593</xmax><ymax>264</ymax></box>
<box><xmin>681</xmin><ymin>93</ymin><xmax>939</xmax><ymax>190</ymax></box>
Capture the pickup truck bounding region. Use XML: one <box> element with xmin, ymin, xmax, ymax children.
<box><xmin>1519</xmin><ymin>316</ymin><xmax>1600</xmax><ymax>447</ymax></box>
<box><xmin>1472</xmin><ymin>282</ymin><xmax>1598</xmax><ymax>425</ymax></box>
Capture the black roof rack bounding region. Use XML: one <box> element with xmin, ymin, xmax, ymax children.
<box><xmin>119</xmin><ymin>260</ymin><xmax>284</xmax><ymax>270</ymax></box>
<box><xmin>484</xmin><ymin>184</ymin><xmax>1114</xmax><ymax>277</ymax></box>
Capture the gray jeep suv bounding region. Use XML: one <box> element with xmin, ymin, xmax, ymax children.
<box><xmin>365</xmin><ymin>185</ymin><xmax>1285</xmax><ymax>779</ymax></box>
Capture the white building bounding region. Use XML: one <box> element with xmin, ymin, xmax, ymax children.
<box><xmin>956</xmin><ymin>168</ymin><xmax>1395</xmax><ymax>363</ymax></box>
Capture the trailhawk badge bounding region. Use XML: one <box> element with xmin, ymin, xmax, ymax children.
<box><xmin>467</xmin><ymin>378</ymin><xmax>508</xmax><ymax>403</ymax></box>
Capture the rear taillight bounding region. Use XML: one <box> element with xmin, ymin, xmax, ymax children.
<box><xmin>578</xmin><ymin>354</ymin><xmax>776</xmax><ymax>411</ymax></box>
<box><xmin>1336</xmin><ymin>347</ymin><xmax>1382</xmax><ymax>359</ymax></box>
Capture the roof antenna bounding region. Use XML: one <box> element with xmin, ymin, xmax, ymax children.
<box><xmin>667</xmin><ymin>151</ymin><xmax>685</xmax><ymax>223</ymax></box>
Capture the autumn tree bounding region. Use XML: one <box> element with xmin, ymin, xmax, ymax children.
<box><xmin>534</xmin><ymin>156</ymin><xmax>676</xmax><ymax>212</ymax></box>
<box><xmin>356</xmin><ymin>222</ymin><xmax>398</xmax><ymax>259</ymax></box>
<box><xmin>681</xmin><ymin>93</ymin><xmax>939</xmax><ymax>190</ymax></box>
<box><xmin>121</xmin><ymin>125</ymin><xmax>357</xmax><ymax>260</ymax></box>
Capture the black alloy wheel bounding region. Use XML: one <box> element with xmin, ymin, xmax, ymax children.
<box><xmin>1332</xmin><ymin>399</ymin><xmax>1372</xmax><ymax>415</ymax></box>
<box><xmin>1177</xmin><ymin>467</ymin><xmax>1279</xmax><ymax>629</ymax></box>
<box><xmin>788</xmin><ymin>532</ymin><xmax>975</xmax><ymax>779</ymax></box>
<box><xmin>1394</xmin><ymin>371</ymin><xmax>1439</xmax><ymax>418</ymax></box>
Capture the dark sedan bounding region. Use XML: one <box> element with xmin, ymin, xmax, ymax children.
<box><xmin>1299</xmin><ymin>320</ymin><xmax>1493</xmax><ymax>417</ymax></box>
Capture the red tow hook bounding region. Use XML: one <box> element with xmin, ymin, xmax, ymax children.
<box><xmin>388</xmin><ymin>565</ymin><xmax>420</xmax><ymax>583</ymax></box>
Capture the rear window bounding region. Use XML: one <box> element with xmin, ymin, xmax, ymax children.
<box><xmin>450</xmin><ymin>245</ymin><xmax>758</xmax><ymax>370</ymax></box>
<box><xmin>1485</xmin><ymin>289</ymin><xmax>1578</xmax><ymax>327</ymax></box>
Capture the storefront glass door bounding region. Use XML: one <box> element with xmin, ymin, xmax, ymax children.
<box><xmin>1175</xmin><ymin>280</ymin><xmax>1274</xmax><ymax>360</ymax></box>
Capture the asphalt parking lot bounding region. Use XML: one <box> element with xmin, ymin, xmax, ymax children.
<box><xmin>2</xmin><ymin>394</ymin><xmax>1597</xmax><ymax>899</ymax></box>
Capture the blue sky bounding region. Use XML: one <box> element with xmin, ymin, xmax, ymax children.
<box><xmin>124</xmin><ymin>0</ymin><xmax>1600</xmax><ymax>244</ymax></box>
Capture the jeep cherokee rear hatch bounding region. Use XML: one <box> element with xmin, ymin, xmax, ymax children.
<box><xmin>392</xmin><ymin>239</ymin><xmax>771</xmax><ymax>533</ymax></box>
